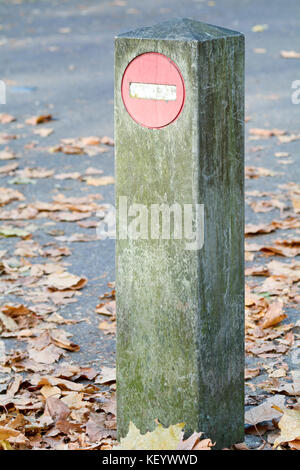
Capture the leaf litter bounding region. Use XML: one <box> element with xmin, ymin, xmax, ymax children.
<box><xmin>0</xmin><ymin>103</ymin><xmax>298</xmax><ymax>451</ymax></box>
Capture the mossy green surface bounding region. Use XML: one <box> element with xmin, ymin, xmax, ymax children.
<box><xmin>115</xmin><ymin>18</ymin><xmax>244</xmax><ymax>449</ymax></box>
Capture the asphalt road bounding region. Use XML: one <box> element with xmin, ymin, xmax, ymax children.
<box><xmin>0</xmin><ymin>0</ymin><xmax>299</xmax><ymax>447</ymax></box>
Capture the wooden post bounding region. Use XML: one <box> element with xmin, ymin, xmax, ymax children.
<box><xmin>115</xmin><ymin>18</ymin><xmax>245</xmax><ymax>449</ymax></box>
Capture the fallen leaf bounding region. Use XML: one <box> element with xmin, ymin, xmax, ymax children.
<box><xmin>95</xmin><ymin>301</ymin><xmax>116</xmax><ymax>316</ymax></box>
<box><xmin>96</xmin><ymin>367</ymin><xmax>116</xmax><ymax>385</ymax></box>
<box><xmin>177</xmin><ymin>432</ymin><xmax>214</xmax><ymax>450</ymax></box>
<box><xmin>46</xmin><ymin>272</ymin><xmax>87</xmax><ymax>291</ymax></box>
<box><xmin>0</xmin><ymin>187</ymin><xmax>24</xmax><ymax>206</ymax></box>
<box><xmin>43</xmin><ymin>396</ymin><xmax>70</xmax><ymax>422</ymax></box>
<box><xmin>115</xmin><ymin>421</ymin><xmax>185</xmax><ymax>450</ymax></box>
<box><xmin>245</xmin><ymin>368</ymin><xmax>261</xmax><ymax>380</ymax></box>
<box><xmin>274</xmin><ymin>407</ymin><xmax>300</xmax><ymax>448</ymax></box>
<box><xmin>245</xmin><ymin>395</ymin><xmax>286</xmax><ymax>425</ymax></box>
<box><xmin>40</xmin><ymin>385</ymin><xmax>61</xmax><ymax>399</ymax></box>
<box><xmin>85</xmin><ymin>176</ymin><xmax>115</xmax><ymax>186</ymax></box>
<box><xmin>280</xmin><ymin>50</ymin><xmax>300</xmax><ymax>59</ymax></box>
<box><xmin>0</xmin><ymin>114</ymin><xmax>16</xmax><ymax>124</ymax></box>
<box><xmin>278</xmin><ymin>133</ymin><xmax>300</xmax><ymax>144</ymax></box>
<box><xmin>260</xmin><ymin>300</ymin><xmax>287</xmax><ymax>329</ymax></box>
<box><xmin>25</xmin><ymin>115</ymin><xmax>53</xmax><ymax>125</ymax></box>
<box><xmin>249</xmin><ymin>128</ymin><xmax>286</xmax><ymax>138</ymax></box>
<box><xmin>245</xmin><ymin>166</ymin><xmax>277</xmax><ymax>179</ymax></box>
<box><xmin>0</xmin><ymin>162</ymin><xmax>18</xmax><ymax>174</ymax></box>
<box><xmin>33</xmin><ymin>128</ymin><xmax>54</xmax><ymax>137</ymax></box>
<box><xmin>54</xmin><ymin>172</ymin><xmax>81</xmax><ymax>180</ymax></box>
<box><xmin>0</xmin><ymin>150</ymin><xmax>16</xmax><ymax>160</ymax></box>
<box><xmin>254</xmin><ymin>48</ymin><xmax>266</xmax><ymax>54</ymax></box>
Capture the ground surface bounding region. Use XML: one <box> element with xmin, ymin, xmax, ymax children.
<box><xmin>0</xmin><ymin>0</ymin><xmax>299</xmax><ymax>450</ymax></box>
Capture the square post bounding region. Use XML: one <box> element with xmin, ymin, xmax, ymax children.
<box><xmin>115</xmin><ymin>18</ymin><xmax>244</xmax><ymax>449</ymax></box>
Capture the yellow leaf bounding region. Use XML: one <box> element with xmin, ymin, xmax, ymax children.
<box><xmin>115</xmin><ymin>421</ymin><xmax>185</xmax><ymax>450</ymax></box>
<box><xmin>0</xmin><ymin>440</ymin><xmax>13</xmax><ymax>450</ymax></box>
<box><xmin>274</xmin><ymin>408</ymin><xmax>300</xmax><ymax>448</ymax></box>
<box><xmin>252</xmin><ymin>24</ymin><xmax>268</xmax><ymax>32</ymax></box>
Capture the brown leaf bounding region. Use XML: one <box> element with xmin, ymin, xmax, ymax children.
<box><xmin>33</xmin><ymin>128</ymin><xmax>54</xmax><ymax>137</ymax></box>
<box><xmin>51</xmin><ymin>330</ymin><xmax>80</xmax><ymax>352</ymax></box>
<box><xmin>101</xmin><ymin>393</ymin><xmax>116</xmax><ymax>416</ymax></box>
<box><xmin>86</xmin><ymin>413</ymin><xmax>110</xmax><ymax>442</ymax></box>
<box><xmin>280</xmin><ymin>50</ymin><xmax>300</xmax><ymax>59</ymax></box>
<box><xmin>278</xmin><ymin>133</ymin><xmax>300</xmax><ymax>143</ymax></box>
<box><xmin>46</xmin><ymin>272</ymin><xmax>87</xmax><ymax>291</ymax></box>
<box><xmin>54</xmin><ymin>172</ymin><xmax>81</xmax><ymax>180</ymax></box>
<box><xmin>7</xmin><ymin>375</ymin><xmax>22</xmax><ymax>397</ymax></box>
<box><xmin>0</xmin><ymin>187</ymin><xmax>24</xmax><ymax>206</ymax></box>
<box><xmin>44</xmin><ymin>397</ymin><xmax>70</xmax><ymax>422</ymax></box>
<box><xmin>95</xmin><ymin>301</ymin><xmax>116</xmax><ymax>316</ymax></box>
<box><xmin>245</xmin><ymin>395</ymin><xmax>285</xmax><ymax>425</ymax></box>
<box><xmin>40</xmin><ymin>385</ymin><xmax>61</xmax><ymax>399</ymax></box>
<box><xmin>29</xmin><ymin>344</ymin><xmax>64</xmax><ymax>364</ymax></box>
<box><xmin>85</xmin><ymin>176</ymin><xmax>115</xmax><ymax>186</ymax></box>
<box><xmin>0</xmin><ymin>426</ymin><xmax>21</xmax><ymax>440</ymax></box>
<box><xmin>245</xmin><ymin>368</ymin><xmax>261</xmax><ymax>380</ymax></box>
<box><xmin>2</xmin><ymin>304</ymin><xmax>34</xmax><ymax>318</ymax></box>
<box><xmin>0</xmin><ymin>162</ymin><xmax>18</xmax><ymax>174</ymax></box>
<box><xmin>100</xmin><ymin>136</ymin><xmax>114</xmax><ymax>146</ymax></box>
<box><xmin>96</xmin><ymin>367</ymin><xmax>116</xmax><ymax>385</ymax></box>
<box><xmin>261</xmin><ymin>300</ymin><xmax>287</xmax><ymax>329</ymax></box>
<box><xmin>0</xmin><ymin>114</ymin><xmax>16</xmax><ymax>124</ymax></box>
<box><xmin>245</xmin><ymin>166</ymin><xmax>277</xmax><ymax>178</ymax></box>
<box><xmin>50</xmin><ymin>211</ymin><xmax>92</xmax><ymax>222</ymax></box>
<box><xmin>25</xmin><ymin>114</ymin><xmax>53</xmax><ymax>125</ymax></box>
<box><xmin>249</xmin><ymin>128</ymin><xmax>286</xmax><ymax>138</ymax></box>
<box><xmin>18</xmin><ymin>167</ymin><xmax>54</xmax><ymax>179</ymax></box>
<box><xmin>0</xmin><ymin>150</ymin><xmax>16</xmax><ymax>160</ymax></box>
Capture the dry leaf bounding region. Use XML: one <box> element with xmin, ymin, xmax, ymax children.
<box><xmin>0</xmin><ymin>114</ymin><xmax>16</xmax><ymax>124</ymax></box>
<box><xmin>0</xmin><ymin>162</ymin><xmax>18</xmax><ymax>174</ymax></box>
<box><xmin>0</xmin><ymin>150</ymin><xmax>16</xmax><ymax>160</ymax></box>
<box><xmin>274</xmin><ymin>407</ymin><xmax>300</xmax><ymax>448</ymax></box>
<box><xmin>177</xmin><ymin>432</ymin><xmax>214</xmax><ymax>450</ymax></box>
<box><xmin>0</xmin><ymin>187</ymin><xmax>24</xmax><ymax>206</ymax></box>
<box><xmin>96</xmin><ymin>367</ymin><xmax>116</xmax><ymax>385</ymax></box>
<box><xmin>249</xmin><ymin>128</ymin><xmax>286</xmax><ymax>138</ymax></box>
<box><xmin>33</xmin><ymin>128</ymin><xmax>54</xmax><ymax>137</ymax></box>
<box><xmin>245</xmin><ymin>395</ymin><xmax>286</xmax><ymax>425</ymax></box>
<box><xmin>252</xmin><ymin>24</ymin><xmax>268</xmax><ymax>32</ymax></box>
<box><xmin>280</xmin><ymin>50</ymin><xmax>300</xmax><ymax>59</ymax></box>
<box><xmin>46</xmin><ymin>272</ymin><xmax>87</xmax><ymax>290</ymax></box>
<box><xmin>95</xmin><ymin>301</ymin><xmax>116</xmax><ymax>316</ymax></box>
<box><xmin>25</xmin><ymin>115</ymin><xmax>53</xmax><ymax>125</ymax></box>
<box><xmin>115</xmin><ymin>422</ymin><xmax>185</xmax><ymax>450</ymax></box>
<box><xmin>245</xmin><ymin>166</ymin><xmax>277</xmax><ymax>178</ymax></box>
<box><xmin>85</xmin><ymin>176</ymin><xmax>115</xmax><ymax>186</ymax></box>
<box><xmin>44</xmin><ymin>397</ymin><xmax>70</xmax><ymax>422</ymax></box>
<box><xmin>260</xmin><ymin>300</ymin><xmax>287</xmax><ymax>329</ymax></box>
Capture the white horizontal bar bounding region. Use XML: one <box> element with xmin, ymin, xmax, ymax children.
<box><xmin>129</xmin><ymin>82</ymin><xmax>177</xmax><ymax>101</ymax></box>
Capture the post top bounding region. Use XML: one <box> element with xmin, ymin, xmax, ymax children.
<box><xmin>116</xmin><ymin>18</ymin><xmax>243</xmax><ymax>42</ymax></box>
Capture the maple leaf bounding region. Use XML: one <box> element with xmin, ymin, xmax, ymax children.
<box><xmin>274</xmin><ymin>407</ymin><xmax>300</xmax><ymax>448</ymax></box>
<box><xmin>115</xmin><ymin>422</ymin><xmax>185</xmax><ymax>450</ymax></box>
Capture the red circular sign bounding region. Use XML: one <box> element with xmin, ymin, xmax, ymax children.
<box><xmin>121</xmin><ymin>52</ymin><xmax>185</xmax><ymax>129</ymax></box>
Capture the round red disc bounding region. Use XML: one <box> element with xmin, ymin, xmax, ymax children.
<box><xmin>121</xmin><ymin>52</ymin><xmax>185</xmax><ymax>129</ymax></box>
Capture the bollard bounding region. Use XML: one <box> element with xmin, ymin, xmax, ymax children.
<box><xmin>115</xmin><ymin>18</ymin><xmax>244</xmax><ymax>449</ymax></box>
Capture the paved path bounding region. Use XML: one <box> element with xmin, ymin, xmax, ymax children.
<box><xmin>0</xmin><ymin>0</ymin><xmax>299</xmax><ymax>449</ymax></box>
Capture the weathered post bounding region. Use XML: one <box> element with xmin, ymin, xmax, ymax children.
<box><xmin>115</xmin><ymin>18</ymin><xmax>244</xmax><ymax>448</ymax></box>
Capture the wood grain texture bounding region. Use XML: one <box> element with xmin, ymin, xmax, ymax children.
<box><xmin>115</xmin><ymin>18</ymin><xmax>244</xmax><ymax>449</ymax></box>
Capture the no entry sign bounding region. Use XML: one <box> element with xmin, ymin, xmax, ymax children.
<box><xmin>121</xmin><ymin>52</ymin><xmax>185</xmax><ymax>129</ymax></box>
